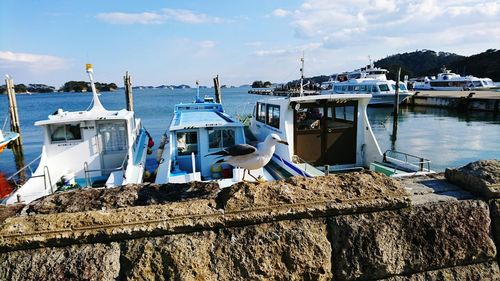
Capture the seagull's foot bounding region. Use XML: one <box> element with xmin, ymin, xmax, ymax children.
<box><xmin>256</xmin><ymin>176</ymin><xmax>266</xmax><ymax>183</ymax></box>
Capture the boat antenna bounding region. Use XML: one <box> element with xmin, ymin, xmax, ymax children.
<box><xmin>300</xmin><ymin>52</ymin><xmax>304</xmax><ymax>97</ymax></box>
<box><xmin>86</xmin><ymin>64</ymin><xmax>106</xmax><ymax>112</ymax></box>
<box><xmin>368</xmin><ymin>55</ymin><xmax>374</xmax><ymax>69</ymax></box>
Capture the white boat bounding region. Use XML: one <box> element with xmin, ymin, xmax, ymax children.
<box><xmin>411</xmin><ymin>67</ymin><xmax>496</xmax><ymax>91</ymax></box>
<box><xmin>2</xmin><ymin>64</ymin><xmax>150</xmax><ymax>205</ymax></box>
<box><xmin>249</xmin><ymin>93</ymin><xmax>433</xmax><ymax>178</ymax></box>
<box><xmin>155</xmin><ymin>86</ymin><xmax>274</xmax><ymax>188</ymax></box>
<box><xmin>0</xmin><ymin>130</ymin><xmax>19</xmax><ymax>153</ymax></box>
<box><xmin>321</xmin><ymin>63</ymin><xmax>411</xmax><ymax>105</ymax></box>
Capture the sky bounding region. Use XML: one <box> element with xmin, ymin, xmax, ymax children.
<box><xmin>1</xmin><ymin>0</ymin><xmax>499</xmax><ymax>87</ymax></box>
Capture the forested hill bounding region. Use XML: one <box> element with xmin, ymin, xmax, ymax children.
<box><xmin>375</xmin><ymin>49</ymin><xmax>500</xmax><ymax>81</ymax></box>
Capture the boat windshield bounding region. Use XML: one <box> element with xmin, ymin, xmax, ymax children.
<box><xmin>379</xmin><ymin>84</ymin><xmax>390</xmax><ymax>91</ymax></box>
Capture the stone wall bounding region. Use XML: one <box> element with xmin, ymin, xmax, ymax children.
<box><xmin>0</xmin><ymin>166</ymin><xmax>499</xmax><ymax>280</ymax></box>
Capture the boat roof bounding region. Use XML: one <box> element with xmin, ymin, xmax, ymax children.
<box><xmin>263</xmin><ymin>93</ymin><xmax>372</xmax><ymax>104</ymax></box>
<box><xmin>35</xmin><ymin>108</ymin><xmax>133</xmax><ymax>126</ymax></box>
<box><xmin>170</xmin><ymin>102</ymin><xmax>242</xmax><ymax>131</ymax></box>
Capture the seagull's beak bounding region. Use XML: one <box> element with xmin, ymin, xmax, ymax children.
<box><xmin>278</xmin><ymin>140</ymin><xmax>289</xmax><ymax>145</ymax></box>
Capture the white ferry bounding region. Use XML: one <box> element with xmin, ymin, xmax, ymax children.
<box><xmin>412</xmin><ymin>67</ymin><xmax>496</xmax><ymax>91</ymax></box>
<box><xmin>249</xmin><ymin>93</ymin><xmax>433</xmax><ymax>178</ymax></box>
<box><xmin>322</xmin><ymin>63</ymin><xmax>411</xmax><ymax>105</ymax></box>
<box><xmin>155</xmin><ymin>87</ymin><xmax>274</xmax><ymax>187</ymax></box>
<box><xmin>2</xmin><ymin>64</ymin><xmax>151</xmax><ymax>205</ymax></box>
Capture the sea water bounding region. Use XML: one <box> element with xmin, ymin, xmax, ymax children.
<box><xmin>0</xmin><ymin>88</ymin><xmax>498</xmax><ymax>177</ymax></box>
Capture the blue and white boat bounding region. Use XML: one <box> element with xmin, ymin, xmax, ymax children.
<box><xmin>155</xmin><ymin>85</ymin><xmax>274</xmax><ymax>187</ymax></box>
<box><xmin>321</xmin><ymin>63</ymin><xmax>411</xmax><ymax>105</ymax></box>
<box><xmin>2</xmin><ymin>64</ymin><xmax>150</xmax><ymax>205</ymax></box>
<box><xmin>0</xmin><ymin>130</ymin><xmax>19</xmax><ymax>153</ymax></box>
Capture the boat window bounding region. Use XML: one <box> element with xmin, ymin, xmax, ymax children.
<box><xmin>256</xmin><ymin>103</ymin><xmax>266</xmax><ymax>123</ymax></box>
<box><xmin>399</xmin><ymin>84</ymin><xmax>407</xmax><ymax>91</ymax></box>
<box><xmin>98</xmin><ymin>122</ymin><xmax>127</xmax><ymax>152</ymax></box>
<box><xmin>208</xmin><ymin>128</ymin><xmax>235</xmax><ymax>150</ymax></box>
<box><xmin>342</xmin><ymin>85</ymin><xmax>347</xmax><ymax>91</ymax></box>
<box><xmin>296</xmin><ymin>107</ymin><xmax>323</xmax><ymax>130</ymax></box>
<box><xmin>354</xmin><ymin>85</ymin><xmax>360</xmax><ymax>91</ymax></box>
<box><xmin>360</xmin><ymin>85</ymin><xmax>366</xmax><ymax>91</ymax></box>
<box><xmin>347</xmin><ymin>85</ymin><xmax>354</xmax><ymax>91</ymax></box>
<box><xmin>473</xmin><ymin>81</ymin><xmax>482</xmax><ymax>87</ymax></box>
<box><xmin>50</xmin><ymin>124</ymin><xmax>82</xmax><ymax>143</ymax></box>
<box><xmin>379</xmin><ymin>84</ymin><xmax>390</xmax><ymax>91</ymax></box>
<box><xmin>327</xmin><ymin>105</ymin><xmax>355</xmax><ymax>129</ymax></box>
<box><xmin>266</xmin><ymin>104</ymin><xmax>280</xmax><ymax>129</ymax></box>
<box><xmin>372</xmin><ymin>85</ymin><xmax>378</xmax><ymax>92</ymax></box>
<box><xmin>177</xmin><ymin>131</ymin><xmax>198</xmax><ymax>156</ymax></box>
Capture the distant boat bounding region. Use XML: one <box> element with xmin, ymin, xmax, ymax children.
<box><xmin>321</xmin><ymin>62</ymin><xmax>411</xmax><ymax>105</ymax></box>
<box><xmin>2</xmin><ymin>64</ymin><xmax>151</xmax><ymax>205</ymax></box>
<box><xmin>0</xmin><ymin>130</ymin><xmax>19</xmax><ymax>153</ymax></box>
<box><xmin>411</xmin><ymin>67</ymin><xmax>496</xmax><ymax>91</ymax></box>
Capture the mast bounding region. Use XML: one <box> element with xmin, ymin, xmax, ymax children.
<box><xmin>300</xmin><ymin>53</ymin><xmax>304</xmax><ymax>97</ymax></box>
<box><xmin>86</xmin><ymin>64</ymin><xmax>106</xmax><ymax>112</ymax></box>
<box><xmin>195</xmin><ymin>80</ymin><xmax>202</xmax><ymax>103</ymax></box>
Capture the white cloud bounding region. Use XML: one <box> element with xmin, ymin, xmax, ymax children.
<box><xmin>199</xmin><ymin>40</ymin><xmax>216</xmax><ymax>48</ymax></box>
<box><xmin>97</xmin><ymin>9</ymin><xmax>226</xmax><ymax>25</ymax></box>
<box><xmin>245</xmin><ymin>41</ymin><xmax>263</xmax><ymax>47</ymax></box>
<box><xmin>0</xmin><ymin>51</ymin><xmax>68</xmax><ymax>72</ymax></box>
<box><xmin>272</xmin><ymin>8</ymin><xmax>291</xmax><ymax>17</ymax></box>
<box><xmin>96</xmin><ymin>12</ymin><xmax>166</xmax><ymax>25</ymax></box>
<box><xmin>162</xmin><ymin>8</ymin><xmax>224</xmax><ymax>24</ymax></box>
<box><xmin>255</xmin><ymin>42</ymin><xmax>322</xmax><ymax>57</ymax></box>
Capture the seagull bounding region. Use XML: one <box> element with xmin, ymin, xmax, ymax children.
<box><xmin>206</xmin><ymin>133</ymin><xmax>288</xmax><ymax>181</ymax></box>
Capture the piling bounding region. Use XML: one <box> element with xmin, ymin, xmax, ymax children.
<box><xmin>5</xmin><ymin>76</ymin><xmax>21</xmax><ymax>146</ymax></box>
<box><xmin>392</xmin><ymin>68</ymin><xmax>401</xmax><ymax>138</ymax></box>
<box><xmin>213</xmin><ymin>75</ymin><xmax>222</xmax><ymax>104</ymax></box>
<box><xmin>124</xmin><ymin>72</ymin><xmax>134</xmax><ymax>112</ymax></box>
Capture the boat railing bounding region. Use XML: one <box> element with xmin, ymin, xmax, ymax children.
<box><xmin>382</xmin><ymin>150</ymin><xmax>432</xmax><ymax>173</ymax></box>
<box><xmin>6</xmin><ymin>154</ymin><xmax>54</xmax><ymax>196</ymax></box>
<box><xmin>83</xmin><ymin>152</ymin><xmax>129</xmax><ymax>187</ymax></box>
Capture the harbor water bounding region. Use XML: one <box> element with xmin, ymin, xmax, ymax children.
<box><xmin>0</xmin><ymin>88</ymin><xmax>499</xmax><ymax>177</ymax></box>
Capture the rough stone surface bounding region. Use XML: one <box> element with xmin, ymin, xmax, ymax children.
<box><xmin>120</xmin><ymin>219</ymin><xmax>332</xmax><ymax>281</ymax></box>
<box><xmin>329</xmin><ymin>200</ymin><xmax>496</xmax><ymax>281</ymax></box>
<box><xmin>491</xmin><ymin>199</ymin><xmax>500</xmax><ymax>258</ymax></box>
<box><xmin>0</xmin><ymin>204</ymin><xmax>24</xmax><ymax>223</ymax></box>
<box><xmin>219</xmin><ymin>171</ymin><xmax>408</xmax><ymax>211</ymax></box>
<box><xmin>25</xmin><ymin>181</ymin><xmax>220</xmax><ymax>215</ymax></box>
<box><xmin>445</xmin><ymin>159</ymin><xmax>500</xmax><ymax>199</ymax></box>
<box><xmin>0</xmin><ymin>171</ymin><xmax>410</xmax><ymax>251</ymax></box>
<box><xmin>0</xmin><ymin>242</ymin><xmax>120</xmax><ymax>281</ymax></box>
<box><xmin>380</xmin><ymin>261</ymin><xmax>500</xmax><ymax>281</ymax></box>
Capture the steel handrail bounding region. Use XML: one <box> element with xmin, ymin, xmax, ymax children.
<box><xmin>7</xmin><ymin>154</ymin><xmax>42</xmax><ymax>182</ymax></box>
<box><xmin>83</xmin><ymin>151</ymin><xmax>129</xmax><ymax>187</ymax></box>
<box><xmin>382</xmin><ymin>150</ymin><xmax>431</xmax><ymax>172</ymax></box>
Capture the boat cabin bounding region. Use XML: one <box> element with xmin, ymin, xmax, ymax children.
<box><xmin>155</xmin><ymin>100</ymin><xmax>247</xmax><ymax>184</ymax></box>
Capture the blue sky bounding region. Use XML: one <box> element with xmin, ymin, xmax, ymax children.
<box><xmin>1</xmin><ymin>0</ymin><xmax>498</xmax><ymax>87</ymax></box>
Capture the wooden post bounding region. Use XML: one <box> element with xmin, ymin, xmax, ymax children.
<box><xmin>213</xmin><ymin>75</ymin><xmax>222</xmax><ymax>104</ymax></box>
<box><xmin>124</xmin><ymin>72</ymin><xmax>134</xmax><ymax>112</ymax></box>
<box><xmin>5</xmin><ymin>76</ymin><xmax>22</xmax><ymax>146</ymax></box>
<box><xmin>391</xmin><ymin>68</ymin><xmax>401</xmax><ymax>146</ymax></box>
<box><xmin>392</xmin><ymin>67</ymin><xmax>401</xmax><ymax>130</ymax></box>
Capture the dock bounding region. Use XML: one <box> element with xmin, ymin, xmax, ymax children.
<box><xmin>409</xmin><ymin>90</ymin><xmax>499</xmax><ymax>112</ymax></box>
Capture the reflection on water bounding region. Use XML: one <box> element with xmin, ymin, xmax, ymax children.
<box><xmin>368</xmin><ymin>105</ymin><xmax>500</xmax><ymax>171</ymax></box>
<box><xmin>0</xmin><ymin>89</ymin><xmax>498</xmax><ymax>176</ymax></box>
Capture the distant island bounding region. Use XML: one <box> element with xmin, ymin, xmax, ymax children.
<box><xmin>0</xmin><ymin>81</ymin><xmax>118</xmax><ymax>94</ymax></box>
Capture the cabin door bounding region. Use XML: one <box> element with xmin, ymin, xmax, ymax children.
<box><xmin>324</xmin><ymin>102</ymin><xmax>357</xmax><ymax>165</ymax></box>
<box><xmin>97</xmin><ymin>121</ymin><xmax>128</xmax><ymax>176</ymax></box>
<box><xmin>294</xmin><ymin>101</ymin><xmax>357</xmax><ymax>166</ymax></box>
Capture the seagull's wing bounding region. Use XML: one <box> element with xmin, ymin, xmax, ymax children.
<box><xmin>224</xmin><ymin>144</ymin><xmax>257</xmax><ymax>156</ymax></box>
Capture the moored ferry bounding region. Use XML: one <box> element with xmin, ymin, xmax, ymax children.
<box><xmin>321</xmin><ymin>63</ymin><xmax>411</xmax><ymax>105</ymax></box>
<box><xmin>411</xmin><ymin>67</ymin><xmax>496</xmax><ymax>91</ymax></box>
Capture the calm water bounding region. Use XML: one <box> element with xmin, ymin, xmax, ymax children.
<box><xmin>0</xmin><ymin>88</ymin><xmax>498</xmax><ymax>176</ymax></box>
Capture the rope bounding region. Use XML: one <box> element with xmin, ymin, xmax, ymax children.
<box><xmin>2</xmin><ymin>114</ymin><xmax>9</xmax><ymax>131</ymax></box>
